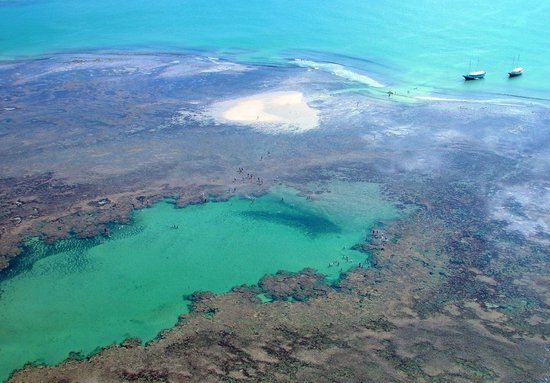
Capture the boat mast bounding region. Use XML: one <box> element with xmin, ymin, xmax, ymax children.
<box><xmin>513</xmin><ymin>54</ymin><xmax>521</xmax><ymax>67</ymax></box>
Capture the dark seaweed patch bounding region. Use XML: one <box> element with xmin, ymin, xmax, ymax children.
<box><xmin>0</xmin><ymin>237</ymin><xmax>99</xmax><ymax>282</ymax></box>
<box><xmin>241</xmin><ymin>209</ymin><xmax>340</xmax><ymax>237</ymax></box>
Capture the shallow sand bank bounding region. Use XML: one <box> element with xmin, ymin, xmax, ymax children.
<box><xmin>210</xmin><ymin>91</ymin><xmax>319</xmax><ymax>133</ymax></box>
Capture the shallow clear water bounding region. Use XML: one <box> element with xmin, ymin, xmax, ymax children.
<box><xmin>0</xmin><ymin>183</ymin><xmax>401</xmax><ymax>381</ymax></box>
<box><xmin>1</xmin><ymin>0</ymin><xmax>549</xmax><ymax>98</ymax></box>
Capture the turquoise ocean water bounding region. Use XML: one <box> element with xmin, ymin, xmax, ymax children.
<box><xmin>1</xmin><ymin>0</ymin><xmax>549</xmax><ymax>99</ymax></box>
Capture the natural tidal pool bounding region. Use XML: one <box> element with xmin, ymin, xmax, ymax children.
<box><xmin>0</xmin><ymin>182</ymin><xmax>402</xmax><ymax>380</ymax></box>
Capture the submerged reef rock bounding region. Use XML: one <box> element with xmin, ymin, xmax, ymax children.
<box><xmin>259</xmin><ymin>268</ymin><xmax>330</xmax><ymax>301</ymax></box>
<box><xmin>185</xmin><ymin>291</ymin><xmax>218</xmax><ymax>315</ymax></box>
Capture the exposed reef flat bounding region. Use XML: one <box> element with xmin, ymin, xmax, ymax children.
<box><xmin>1</xmin><ymin>53</ymin><xmax>549</xmax><ymax>381</ymax></box>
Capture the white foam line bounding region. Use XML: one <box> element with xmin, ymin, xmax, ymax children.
<box><xmin>292</xmin><ymin>59</ymin><xmax>385</xmax><ymax>88</ymax></box>
<box><xmin>415</xmin><ymin>95</ymin><xmax>519</xmax><ymax>106</ymax></box>
<box><xmin>415</xmin><ymin>96</ymin><xmax>470</xmax><ymax>102</ymax></box>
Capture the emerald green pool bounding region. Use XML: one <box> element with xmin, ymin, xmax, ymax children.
<box><xmin>0</xmin><ymin>183</ymin><xmax>401</xmax><ymax>381</ymax></box>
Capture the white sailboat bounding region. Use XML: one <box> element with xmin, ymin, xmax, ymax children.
<box><xmin>508</xmin><ymin>55</ymin><xmax>524</xmax><ymax>77</ymax></box>
<box><xmin>463</xmin><ymin>58</ymin><xmax>486</xmax><ymax>81</ymax></box>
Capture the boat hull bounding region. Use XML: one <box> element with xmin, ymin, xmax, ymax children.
<box><xmin>508</xmin><ymin>67</ymin><xmax>523</xmax><ymax>77</ymax></box>
<box><xmin>463</xmin><ymin>70</ymin><xmax>486</xmax><ymax>81</ymax></box>
<box><xmin>463</xmin><ymin>74</ymin><xmax>485</xmax><ymax>80</ymax></box>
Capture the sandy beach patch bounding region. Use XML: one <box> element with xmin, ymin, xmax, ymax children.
<box><xmin>210</xmin><ymin>91</ymin><xmax>319</xmax><ymax>133</ymax></box>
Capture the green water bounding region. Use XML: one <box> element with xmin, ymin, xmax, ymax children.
<box><xmin>0</xmin><ymin>183</ymin><xmax>401</xmax><ymax>381</ymax></box>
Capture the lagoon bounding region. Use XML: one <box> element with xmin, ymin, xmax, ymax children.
<box><xmin>0</xmin><ymin>183</ymin><xmax>401</xmax><ymax>381</ymax></box>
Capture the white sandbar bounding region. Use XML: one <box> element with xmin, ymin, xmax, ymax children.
<box><xmin>210</xmin><ymin>91</ymin><xmax>319</xmax><ymax>133</ymax></box>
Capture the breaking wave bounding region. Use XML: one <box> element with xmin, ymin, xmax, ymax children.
<box><xmin>291</xmin><ymin>58</ymin><xmax>385</xmax><ymax>88</ymax></box>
